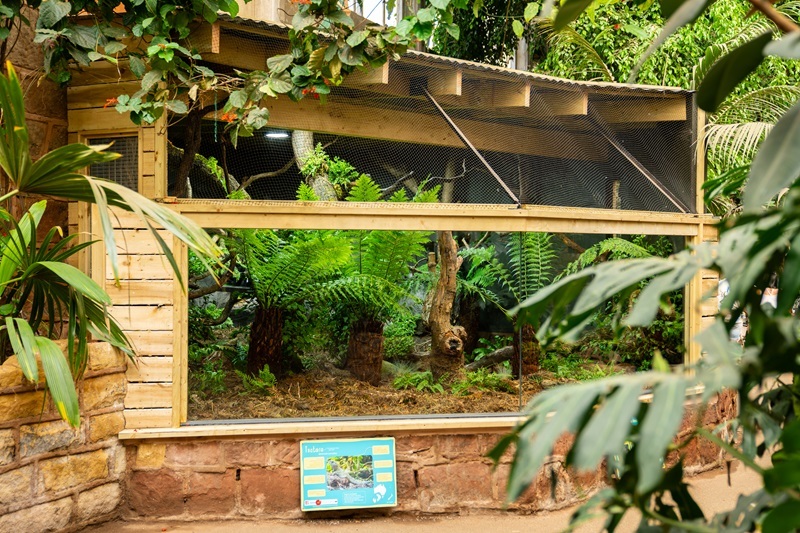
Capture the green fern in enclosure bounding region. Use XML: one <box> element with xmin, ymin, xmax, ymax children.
<box><xmin>238</xmin><ymin>229</ymin><xmax>351</xmax><ymax>375</ymax></box>
<box><xmin>559</xmin><ymin>237</ymin><xmax>652</xmax><ymax>279</ymax></box>
<box><xmin>393</xmin><ymin>371</ymin><xmax>444</xmax><ymax>393</ymax></box>
<box><xmin>236</xmin><ymin>365</ymin><xmax>277</xmax><ymax>394</ymax></box>
<box><xmin>296</xmin><ymin>182</ymin><xmax>319</xmax><ymax>201</ymax></box>
<box><xmin>451</xmin><ymin>369</ymin><xmax>516</xmax><ymax>396</ymax></box>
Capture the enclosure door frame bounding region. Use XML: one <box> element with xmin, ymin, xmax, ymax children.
<box><xmin>160</xmin><ymin>199</ymin><xmax>717</xmax><ymax>430</ymax></box>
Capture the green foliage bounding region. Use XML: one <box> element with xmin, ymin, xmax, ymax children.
<box><xmin>559</xmin><ymin>236</ymin><xmax>653</xmax><ymax>278</ymax></box>
<box><xmin>296</xmin><ymin>182</ymin><xmax>320</xmax><ymax>201</ymax></box>
<box><xmin>540</xmin><ymin>350</ymin><xmax>621</xmax><ymax>381</ymax></box>
<box><xmin>194</xmin><ymin>359</ymin><xmax>226</xmax><ymax>395</ymax></box>
<box><xmin>347</xmin><ymin>174</ymin><xmax>383</xmax><ymax>202</ymax></box>
<box><xmin>236</xmin><ymin>365</ymin><xmax>277</xmax><ymax>394</ymax></box>
<box><xmin>392</xmin><ymin>371</ymin><xmax>445</xmax><ymax>393</ymax></box>
<box><xmin>242</xmin><ymin>229</ymin><xmax>351</xmax><ymax>309</ymax></box>
<box><xmin>451</xmin><ymin>369</ymin><xmax>515</xmax><ymax>395</ymax></box>
<box><xmin>383</xmin><ymin>312</ymin><xmax>418</xmax><ymax>361</ymax></box>
<box><xmin>470</xmin><ymin>335</ymin><xmax>512</xmax><ymax>361</ymax></box>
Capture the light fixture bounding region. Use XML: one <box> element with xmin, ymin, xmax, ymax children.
<box><xmin>265</xmin><ymin>131</ymin><xmax>290</xmax><ymax>139</ymax></box>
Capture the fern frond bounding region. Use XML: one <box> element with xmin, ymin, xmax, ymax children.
<box><xmin>242</xmin><ymin>229</ymin><xmax>350</xmax><ymax>308</ymax></box>
<box><xmin>388</xmin><ymin>189</ymin><xmax>410</xmax><ymax>202</ymax></box>
<box><xmin>310</xmin><ymin>274</ymin><xmax>416</xmax><ymax>322</ymax></box>
<box><xmin>506</xmin><ymin>232</ymin><xmax>555</xmax><ymax>302</ymax></box>
<box><xmin>347</xmin><ymin>174</ymin><xmax>382</xmax><ymax>202</ymax></box>
<box><xmin>558</xmin><ymin>237</ymin><xmax>651</xmax><ymax>279</ymax></box>
<box><xmin>413</xmin><ymin>184</ymin><xmax>441</xmax><ymax>203</ymax></box>
<box><xmin>296</xmin><ymin>182</ymin><xmax>319</xmax><ymax>201</ymax></box>
<box><xmin>361</xmin><ymin>230</ymin><xmax>431</xmax><ymax>283</ymax></box>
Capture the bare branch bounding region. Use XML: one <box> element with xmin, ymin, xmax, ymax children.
<box><xmin>747</xmin><ymin>0</ymin><xmax>800</xmax><ymax>32</ymax></box>
<box><xmin>238</xmin><ymin>158</ymin><xmax>296</xmax><ymax>191</ymax></box>
<box><xmin>189</xmin><ymin>252</ymin><xmax>237</xmax><ymax>299</ymax></box>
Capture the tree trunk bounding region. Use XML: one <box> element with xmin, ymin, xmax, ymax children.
<box><xmin>174</xmin><ymin>105</ymin><xmax>213</xmax><ymax>198</ymax></box>
<box><xmin>346</xmin><ymin>319</ymin><xmax>384</xmax><ymax>386</ymax></box>
<box><xmin>247</xmin><ymin>305</ymin><xmax>284</xmax><ymax>377</ymax></box>
<box><xmin>511</xmin><ymin>321</ymin><xmax>540</xmax><ymax>379</ymax></box>
<box><xmin>458</xmin><ymin>293</ymin><xmax>481</xmax><ymax>356</ymax></box>
<box><xmin>292</xmin><ymin>130</ymin><xmax>337</xmax><ymax>201</ymax></box>
<box><xmin>429</xmin><ymin>231</ymin><xmax>466</xmax><ymax>381</ymax></box>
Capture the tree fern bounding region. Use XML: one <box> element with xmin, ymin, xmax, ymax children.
<box><xmin>241</xmin><ymin>229</ymin><xmax>350</xmax><ymax>308</ymax></box>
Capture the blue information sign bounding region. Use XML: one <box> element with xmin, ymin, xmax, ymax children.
<box><xmin>300</xmin><ymin>437</ymin><xmax>397</xmax><ymax>511</ymax></box>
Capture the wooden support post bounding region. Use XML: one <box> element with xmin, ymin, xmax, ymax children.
<box><xmin>173</xmin><ymin>238</ymin><xmax>188</xmax><ymax>426</ymax></box>
<box><xmin>684</xmin><ymin>227</ymin><xmax>704</xmax><ymax>368</ymax></box>
<box><xmin>695</xmin><ymin>109</ymin><xmax>707</xmax><ymax>214</ymax></box>
<box><xmin>345</xmin><ymin>62</ymin><xmax>389</xmax><ymax>86</ymax></box>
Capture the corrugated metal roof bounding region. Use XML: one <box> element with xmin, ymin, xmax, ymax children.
<box><xmin>217</xmin><ymin>14</ymin><xmax>691</xmax><ymax>95</ymax></box>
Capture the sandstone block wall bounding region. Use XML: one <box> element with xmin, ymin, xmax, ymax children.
<box><xmin>0</xmin><ymin>342</ymin><xmax>127</xmax><ymax>532</ymax></box>
<box><xmin>123</xmin><ymin>391</ymin><xmax>735</xmax><ymax>521</ymax></box>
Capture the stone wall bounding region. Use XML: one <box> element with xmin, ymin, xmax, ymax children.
<box><xmin>6</xmin><ymin>8</ymin><xmax>69</xmax><ymax>230</ymax></box>
<box><xmin>123</xmin><ymin>391</ymin><xmax>736</xmax><ymax>520</ymax></box>
<box><xmin>0</xmin><ymin>342</ymin><xmax>127</xmax><ymax>532</ymax></box>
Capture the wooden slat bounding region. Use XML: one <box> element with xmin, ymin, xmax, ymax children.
<box><xmin>126</xmin><ymin>331</ymin><xmax>175</xmax><ymax>356</ymax></box>
<box><xmin>188</xmin><ymin>21</ymin><xmax>221</xmax><ymax>54</ymax></box>
<box><xmin>702</xmin><ymin>222</ymin><xmax>719</xmax><ymax>242</ymax></box>
<box><xmin>125</xmin><ymin>383</ymin><xmax>173</xmax><ymax>408</ymax></box>
<box><xmin>106</xmin><ymin>255</ymin><xmax>173</xmax><ymax>281</ymax></box>
<box><xmin>67</xmin><ymin>82</ymin><xmax>140</xmax><ymax>110</ymax></box>
<box><xmin>695</xmin><ymin>108</ymin><xmax>707</xmax><ymax>214</ymax></box>
<box><xmin>345</xmin><ymin>63</ymin><xmax>389</xmax><ymax>86</ymax></box>
<box><xmin>701</xmin><ymin>268</ymin><xmax>719</xmax><ymax>280</ymax></box>
<box><xmin>172</xmin><ymin>200</ymin><xmax>710</xmax><ymax>236</ymax></box>
<box><xmin>701</xmin><ymin>277</ymin><xmax>718</xmax><ymax>297</ymax></box>
<box><xmin>174</xmin><ymin>237</ymin><xmax>189</xmax><ymax>426</ymax></box>
<box><xmin>113</xmin><ymin>228</ymin><xmax>172</xmax><ymax>255</ymax></box>
<box><xmin>142</xmin><ymin>153</ymin><xmax>155</xmax><ymax>176</ymax></box>
<box><xmin>110</xmin><ymin>305</ymin><xmax>174</xmax><ymax>330</ymax></box>
<box><xmin>127</xmin><ymin>356</ymin><xmax>173</xmax><ymax>382</ymax></box>
<box><xmin>108</xmin><ymin>207</ymin><xmax>155</xmax><ymax>230</ymax></box>
<box><xmin>701</xmin><ymin>315</ymin><xmax>716</xmax><ymax>331</ymax></box>
<box><xmin>68</xmin><ymin>107</ymin><xmax>137</xmax><ymax>132</ymax></box>
<box><xmin>124</xmin><ymin>408</ymin><xmax>173</xmax><ymax>429</ymax></box>
<box><xmin>141</xmin><ymin>127</ymin><xmax>156</xmax><ymax>153</ymax></box>
<box><xmin>428</xmin><ymin>69</ymin><xmax>462</xmax><ymax>97</ymax></box>
<box><xmin>153</xmin><ymin>114</ymin><xmax>168</xmax><ymax>198</ymax></box>
<box><xmin>105</xmin><ymin>280</ymin><xmax>174</xmax><ymax>306</ymax></box>
<box><xmin>592</xmin><ymin>97</ymin><xmax>686</xmax><ymax>124</ymax></box>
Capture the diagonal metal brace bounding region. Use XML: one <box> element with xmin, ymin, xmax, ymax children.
<box><xmin>423</xmin><ymin>89</ymin><xmax>521</xmax><ymax>206</ymax></box>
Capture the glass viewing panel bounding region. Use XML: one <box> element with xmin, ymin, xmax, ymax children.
<box><xmin>186</xmin><ymin>228</ymin><xmax>685</xmax><ymax>421</ymax></box>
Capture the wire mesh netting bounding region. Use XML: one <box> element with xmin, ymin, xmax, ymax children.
<box><xmin>169</xmin><ymin>20</ymin><xmax>698</xmax><ymax>214</ymax></box>
<box><xmin>89</xmin><ymin>135</ymin><xmax>139</xmax><ymax>191</ymax></box>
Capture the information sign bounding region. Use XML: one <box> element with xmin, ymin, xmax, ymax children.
<box><xmin>300</xmin><ymin>437</ymin><xmax>397</xmax><ymax>511</ymax></box>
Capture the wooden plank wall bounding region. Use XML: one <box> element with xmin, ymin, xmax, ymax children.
<box><xmin>103</xmin><ymin>209</ymin><xmax>177</xmax><ymax>429</ymax></box>
<box><xmin>67</xmin><ymin>77</ymin><xmax>174</xmax><ymax>429</ymax></box>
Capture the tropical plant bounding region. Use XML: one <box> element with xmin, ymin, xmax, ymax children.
<box><xmin>0</xmin><ymin>64</ymin><xmax>220</xmax><ymax>426</ymax></box>
<box><xmin>310</xmin><ymin>174</ymin><xmax>437</xmax><ymax>384</ymax></box>
<box><xmin>239</xmin><ymin>228</ymin><xmax>350</xmax><ymax>376</ymax></box>
<box><xmin>392</xmin><ymin>371</ymin><xmax>445</xmax><ymax>393</ymax></box>
<box><xmin>461</xmin><ymin>233</ymin><xmax>555</xmax><ymax>376</ymax></box>
<box><xmin>494</xmin><ymin>0</ymin><xmax>800</xmax><ymax>529</ymax></box>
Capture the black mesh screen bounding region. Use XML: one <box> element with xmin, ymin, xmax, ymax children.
<box><xmin>171</xmin><ymin>24</ymin><xmax>697</xmax><ymax>214</ymax></box>
<box><xmin>89</xmin><ymin>136</ymin><xmax>139</xmax><ymax>191</ymax></box>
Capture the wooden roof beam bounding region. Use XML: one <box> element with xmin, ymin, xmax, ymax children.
<box><xmin>592</xmin><ymin>97</ymin><xmax>687</xmax><ymax>123</ymax></box>
<box><xmin>208</xmin><ymin>95</ymin><xmax>608</xmax><ymax>161</ymax></box>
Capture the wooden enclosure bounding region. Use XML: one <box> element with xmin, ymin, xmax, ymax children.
<box><xmin>64</xmin><ymin>16</ymin><xmax>719</xmax><ymax>434</ymax></box>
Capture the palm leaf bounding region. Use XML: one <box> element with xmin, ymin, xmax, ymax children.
<box><xmin>536</xmin><ymin>18</ymin><xmax>614</xmax><ymax>82</ymax></box>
